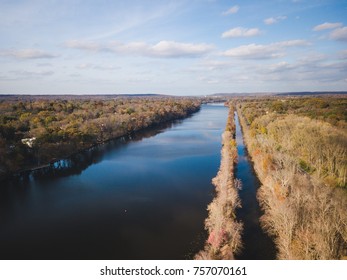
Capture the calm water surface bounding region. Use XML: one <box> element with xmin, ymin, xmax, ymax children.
<box><xmin>0</xmin><ymin>104</ymin><xmax>228</xmax><ymax>260</ymax></box>
<box><xmin>234</xmin><ymin>112</ymin><xmax>276</xmax><ymax>260</ymax></box>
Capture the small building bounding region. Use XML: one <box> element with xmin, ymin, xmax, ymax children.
<box><xmin>21</xmin><ymin>137</ymin><xmax>36</xmax><ymax>148</ymax></box>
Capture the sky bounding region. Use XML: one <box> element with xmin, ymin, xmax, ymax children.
<box><xmin>0</xmin><ymin>0</ymin><xmax>346</xmax><ymax>95</ymax></box>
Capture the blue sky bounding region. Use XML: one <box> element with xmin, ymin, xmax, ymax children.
<box><xmin>0</xmin><ymin>0</ymin><xmax>346</xmax><ymax>95</ymax></box>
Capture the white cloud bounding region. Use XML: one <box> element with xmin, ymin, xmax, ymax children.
<box><xmin>222</xmin><ymin>5</ymin><xmax>239</xmax><ymax>15</ymax></box>
<box><xmin>76</xmin><ymin>63</ymin><xmax>92</xmax><ymax>69</ymax></box>
<box><xmin>313</xmin><ymin>22</ymin><xmax>342</xmax><ymax>31</ymax></box>
<box><xmin>198</xmin><ymin>76</ymin><xmax>219</xmax><ymax>84</ymax></box>
<box><xmin>199</xmin><ymin>60</ymin><xmax>231</xmax><ymax>71</ymax></box>
<box><xmin>76</xmin><ymin>63</ymin><xmax>119</xmax><ymax>71</ymax></box>
<box><xmin>330</xmin><ymin>27</ymin><xmax>347</xmax><ymax>41</ymax></box>
<box><xmin>276</xmin><ymin>40</ymin><xmax>310</xmax><ymax>47</ymax></box>
<box><xmin>266</xmin><ymin>61</ymin><xmax>296</xmax><ymax>73</ymax></box>
<box><xmin>94</xmin><ymin>65</ymin><xmax>119</xmax><ymax>71</ymax></box>
<box><xmin>264</xmin><ymin>18</ymin><xmax>276</xmax><ymax>25</ymax></box>
<box><xmin>0</xmin><ymin>49</ymin><xmax>57</xmax><ymax>59</ymax></box>
<box><xmin>221</xmin><ymin>27</ymin><xmax>261</xmax><ymax>38</ymax></box>
<box><xmin>268</xmin><ymin>60</ymin><xmax>346</xmax><ymax>84</ymax></box>
<box><xmin>298</xmin><ymin>53</ymin><xmax>327</xmax><ymax>64</ymax></box>
<box><xmin>65</xmin><ymin>40</ymin><xmax>100</xmax><ymax>51</ymax></box>
<box><xmin>36</xmin><ymin>63</ymin><xmax>52</xmax><ymax>67</ymax></box>
<box><xmin>66</xmin><ymin>40</ymin><xmax>214</xmax><ymax>58</ymax></box>
<box><xmin>246</xmin><ymin>51</ymin><xmax>347</xmax><ymax>86</ymax></box>
<box><xmin>223</xmin><ymin>40</ymin><xmax>310</xmax><ymax>59</ymax></box>
<box><xmin>312</xmin><ymin>23</ymin><xmax>347</xmax><ymax>42</ymax></box>
<box><xmin>264</xmin><ymin>16</ymin><xmax>287</xmax><ymax>25</ymax></box>
<box><xmin>10</xmin><ymin>70</ymin><xmax>54</xmax><ymax>77</ymax></box>
<box><xmin>108</xmin><ymin>41</ymin><xmax>148</xmax><ymax>54</ymax></box>
<box><xmin>223</xmin><ymin>44</ymin><xmax>280</xmax><ymax>59</ymax></box>
<box><xmin>149</xmin><ymin>41</ymin><xmax>214</xmax><ymax>57</ymax></box>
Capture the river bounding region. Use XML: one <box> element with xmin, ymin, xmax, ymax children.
<box><xmin>234</xmin><ymin>112</ymin><xmax>276</xmax><ymax>260</ymax></box>
<box><xmin>0</xmin><ymin>104</ymin><xmax>228</xmax><ymax>260</ymax></box>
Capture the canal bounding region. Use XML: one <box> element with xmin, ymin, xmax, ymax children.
<box><xmin>234</xmin><ymin>112</ymin><xmax>276</xmax><ymax>260</ymax></box>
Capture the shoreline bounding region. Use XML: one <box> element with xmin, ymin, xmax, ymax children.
<box><xmin>2</xmin><ymin>106</ymin><xmax>201</xmax><ymax>182</ymax></box>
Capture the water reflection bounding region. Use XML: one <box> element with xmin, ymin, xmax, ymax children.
<box><xmin>234</xmin><ymin>112</ymin><xmax>276</xmax><ymax>260</ymax></box>
<box><xmin>0</xmin><ymin>104</ymin><xmax>228</xmax><ymax>260</ymax></box>
<box><xmin>24</xmin><ymin>120</ymin><xmax>179</xmax><ymax>180</ymax></box>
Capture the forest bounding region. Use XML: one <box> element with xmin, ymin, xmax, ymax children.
<box><xmin>0</xmin><ymin>96</ymin><xmax>200</xmax><ymax>180</ymax></box>
<box><xmin>1</xmin><ymin>94</ymin><xmax>346</xmax><ymax>260</ymax></box>
<box><xmin>236</xmin><ymin>96</ymin><xmax>347</xmax><ymax>259</ymax></box>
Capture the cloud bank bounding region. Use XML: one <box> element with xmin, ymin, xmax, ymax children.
<box><xmin>65</xmin><ymin>40</ymin><xmax>215</xmax><ymax>58</ymax></box>
<box><xmin>330</xmin><ymin>27</ymin><xmax>347</xmax><ymax>41</ymax></box>
<box><xmin>223</xmin><ymin>40</ymin><xmax>310</xmax><ymax>59</ymax></box>
<box><xmin>0</xmin><ymin>49</ymin><xmax>57</xmax><ymax>59</ymax></box>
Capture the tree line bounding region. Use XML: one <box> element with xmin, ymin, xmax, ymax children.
<box><xmin>236</xmin><ymin>96</ymin><xmax>347</xmax><ymax>259</ymax></box>
<box><xmin>0</xmin><ymin>96</ymin><xmax>200</xmax><ymax>180</ymax></box>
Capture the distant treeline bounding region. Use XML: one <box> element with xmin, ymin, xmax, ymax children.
<box><xmin>237</xmin><ymin>96</ymin><xmax>347</xmax><ymax>259</ymax></box>
<box><xmin>242</xmin><ymin>96</ymin><xmax>346</xmax><ymax>129</ymax></box>
<box><xmin>0</xmin><ymin>94</ymin><xmax>168</xmax><ymax>101</ymax></box>
<box><xmin>0</xmin><ymin>97</ymin><xmax>200</xmax><ymax>180</ymax></box>
<box><xmin>275</xmin><ymin>92</ymin><xmax>347</xmax><ymax>96</ymax></box>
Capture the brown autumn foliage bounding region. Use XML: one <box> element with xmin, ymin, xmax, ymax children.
<box><xmin>237</xmin><ymin>97</ymin><xmax>347</xmax><ymax>259</ymax></box>
<box><xmin>0</xmin><ymin>96</ymin><xmax>200</xmax><ymax>180</ymax></box>
<box><xmin>196</xmin><ymin>104</ymin><xmax>243</xmax><ymax>260</ymax></box>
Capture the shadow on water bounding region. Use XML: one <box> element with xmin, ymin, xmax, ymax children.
<box><xmin>0</xmin><ymin>119</ymin><xmax>185</xmax><ymax>256</ymax></box>
<box><xmin>0</xmin><ymin>105</ymin><xmax>228</xmax><ymax>260</ymax></box>
<box><xmin>15</xmin><ymin>119</ymin><xmax>184</xmax><ymax>181</ymax></box>
<box><xmin>234</xmin><ymin>112</ymin><xmax>277</xmax><ymax>260</ymax></box>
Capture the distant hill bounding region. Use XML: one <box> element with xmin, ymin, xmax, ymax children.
<box><xmin>211</xmin><ymin>91</ymin><xmax>347</xmax><ymax>97</ymax></box>
<box><xmin>211</xmin><ymin>92</ymin><xmax>270</xmax><ymax>97</ymax></box>
<box><xmin>0</xmin><ymin>93</ymin><xmax>169</xmax><ymax>101</ymax></box>
<box><xmin>275</xmin><ymin>91</ymin><xmax>347</xmax><ymax>96</ymax></box>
